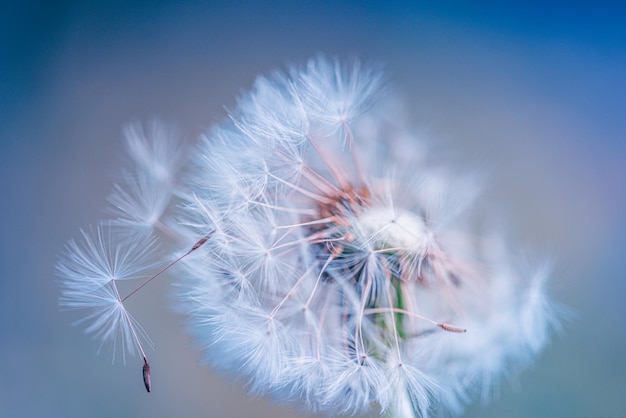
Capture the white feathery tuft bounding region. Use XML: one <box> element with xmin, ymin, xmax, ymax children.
<box><xmin>57</xmin><ymin>56</ymin><xmax>561</xmax><ymax>416</ymax></box>
<box><xmin>57</xmin><ymin>224</ymin><xmax>158</xmax><ymax>362</ymax></box>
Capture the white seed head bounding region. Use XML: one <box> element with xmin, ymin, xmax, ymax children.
<box><xmin>171</xmin><ymin>57</ymin><xmax>560</xmax><ymax>416</ymax></box>
<box><xmin>57</xmin><ymin>56</ymin><xmax>561</xmax><ymax>416</ymax></box>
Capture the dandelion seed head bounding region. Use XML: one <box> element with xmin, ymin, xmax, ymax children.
<box><xmin>172</xmin><ymin>57</ymin><xmax>560</xmax><ymax>416</ymax></box>
<box><xmin>58</xmin><ymin>56</ymin><xmax>561</xmax><ymax>416</ymax></box>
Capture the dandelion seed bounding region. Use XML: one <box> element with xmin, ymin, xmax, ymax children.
<box><xmin>108</xmin><ymin>121</ymin><xmax>185</xmax><ymax>236</ymax></box>
<box><xmin>437</xmin><ymin>323</ymin><xmax>467</xmax><ymax>333</ymax></box>
<box><xmin>123</xmin><ymin>121</ymin><xmax>184</xmax><ymax>183</ymax></box>
<box><xmin>143</xmin><ymin>357</ymin><xmax>152</xmax><ymax>393</ymax></box>
<box><xmin>58</xmin><ymin>57</ymin><xmax>561</xmax><ymax>416</ymax></box>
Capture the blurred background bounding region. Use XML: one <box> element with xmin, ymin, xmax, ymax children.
<box><xmin>1</xmin><ymin>1</ymin><xmax>625</xmax><ymax>417</ymax></box>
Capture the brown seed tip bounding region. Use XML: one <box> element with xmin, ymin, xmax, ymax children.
<box><xmin>437</xmin><ymin>323</ymin><xmax>467</xmax><ymax>333</ymax></box>
<box><xmin>142</xmin><ymin>357</ymin><xmax>152</xmax><ymax>393</ymax></box>
<box><xmin>191</xmin><ymin>231</ymin><xmax>213</xmax><ymax>251</ymax></box>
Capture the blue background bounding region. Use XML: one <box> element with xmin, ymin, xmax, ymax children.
<box><xmin>2</xmin><ymin>1</ymin><xmax>625</xmax><ymax>417</ymax></box>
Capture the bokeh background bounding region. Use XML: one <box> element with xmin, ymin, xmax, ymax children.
<box><xmin>2</xmin><ymin>1</ymin><xmax>625</xmax><ymax>417</ymax></box>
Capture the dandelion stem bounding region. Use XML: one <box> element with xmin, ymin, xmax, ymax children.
<box><xmin>385</xmin><ymin>272</ymin><xmax>402</xmax><ymax>362</ymax></box>
<box><xmin>355</xmin><ymin>270</ymin><xmax>373</xmax><ymax>360</ymax></box>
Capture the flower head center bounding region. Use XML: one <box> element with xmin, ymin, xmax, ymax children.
<box><xmin>357</xmin><ymin>207</ymin><xmax>425</xmax><ymax>250</ymax></box>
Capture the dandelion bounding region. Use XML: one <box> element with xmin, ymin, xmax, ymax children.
<box><xmin>57</xmin><ymin>57</ymin><xmax>560</xmax><ymax>416</ymax></box>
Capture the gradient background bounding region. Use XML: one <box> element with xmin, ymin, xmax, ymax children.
<box><xmin>2</xmin><ymin>1</ymin><xmax>625</xmax><ymax>417</ymax></box>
